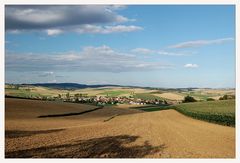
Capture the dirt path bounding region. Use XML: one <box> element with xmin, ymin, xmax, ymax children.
<box><xmin>5</xmin><ymin>99</ymin><xmax>235</xmax><ymax>158</ymax></box>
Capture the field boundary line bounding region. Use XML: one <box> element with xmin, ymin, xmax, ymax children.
<box><xmin>38</xmin><ymin>106</ymin><xmax>104</xmax><ymax>118</ymax></box>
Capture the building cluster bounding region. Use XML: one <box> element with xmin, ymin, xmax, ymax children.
<box><xmin>59</xmin><ymin>95</ymin><xmax>167</xmax><ymax>105</ymax></box>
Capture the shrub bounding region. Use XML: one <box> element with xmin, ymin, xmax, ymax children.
<box><xmin>206</xmin><ymin>98</ymin><xmax>215</xmax><ymax>101</ymax></box>
<box><xmin>163</xmin><ymin>100</ymin><xmax>168</xmax><ymax>105</ymax></box>
<box><xmin>219</xmin><ymin>95</ymin><xmax>235</xmax><ymax>100</ymax></box>
<box><xmin>182</xmin><ymin>95</ymin><xmax>197</xmax><ymax>103</ymax></box>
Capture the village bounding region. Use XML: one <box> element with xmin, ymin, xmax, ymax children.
<box><xmin>58</xmin><ymin>94</ymin><xmax>169</xmax><ymax>106</ymax></box>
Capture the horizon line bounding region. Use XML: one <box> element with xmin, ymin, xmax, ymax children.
<box><xmin>5</xmin><ymin>82</ymin><xmax>236</xmax><ymax>90</ymax></box>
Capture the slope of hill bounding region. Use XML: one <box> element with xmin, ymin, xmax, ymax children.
<box><xmin>21</xmin><ymin>83</ymin><xmax>124</xmax><ymax>90</ymax></box>
<box><xmin>5</xmin><ymin>98</ymin><xmax>235</xmax><ymax>158</ymax></box>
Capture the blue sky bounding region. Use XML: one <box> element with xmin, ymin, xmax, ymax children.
<box><xmin>5</xmin><ymin>5</ymin><xmax>235</xmax><ymax>88</ymax></box>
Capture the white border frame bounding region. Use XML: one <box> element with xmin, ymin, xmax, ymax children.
<box><xmin>0</xmin><ymin>0</ymin><xmax>239</xmax><ymax>162</ymax></box>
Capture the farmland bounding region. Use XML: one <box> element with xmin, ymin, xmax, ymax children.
<box><xmin>99</xmin><ymin>90</ymin><xmax>130</xmax><ymax>97</ymax></box>
<box><xmin>5</xmin><ymin>84</ymin><xmax>235</xmax><ymax>102</ymax></box>
<box><xmin>131</xmin><ymin>100</ymin><xmax>235</xmax><ymax>126</ymax></box>
<box><xmin>133</xmin><ymin>93</ymin><xmax>164</xmax><ymax>100</ymax></box>
<box><xmin>174</xmin><ymin>100</ymin><xmax>235</xmax><ymax>126</ymax></box>
<box><xmin>5</xmin><ymin>84</ymin><xmax>235</xmax><ymax>158</ymax></box>
<box><xmin>5</xmin><ymin>98</ymin><xmax>235</xmax><ymax>158</ymax></box>
<box><xmin>5</xmin><ymin>84</ymin><xmax>235</xmax><ymax>101</ymax></box>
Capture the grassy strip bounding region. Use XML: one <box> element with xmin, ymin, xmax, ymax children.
<box><xmin>130</xmin><ymin>105</ymin><xmax>160</xmax><ymax>109</ymax></box>
<box><xmin>38</xmin><ymin>106</ymin><xmax>104</xmax><ymax>118</ymax></box>
<box><xmin>133</xmin><ymin>105</ymin><xmax>174</xmax><ymax>112</ymax></box>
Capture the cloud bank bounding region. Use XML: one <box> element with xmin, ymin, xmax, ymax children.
<box><xmin>5</xmin><ymin>5</ymin><xmax>142</xmax><ymax>35</ymax></box>
<box><xmin>131</xmin><ymin>48</ymin><xmax>188</xmax><ymax>56</ymax></box>
<box><xmin>6</xmin><ymin>45</ymin><xmax>173</xmax><ymax>73</ymax></box>
<box><xmin>168</xmin><ymin>38</ymin><xmax>234</xmax><ymax>49</ymax></box>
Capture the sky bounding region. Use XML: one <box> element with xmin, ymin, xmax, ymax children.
<box><xmin>5</xmin><ymin>5</ymin><xmax>235</xmax><ymax>88</ymax></box>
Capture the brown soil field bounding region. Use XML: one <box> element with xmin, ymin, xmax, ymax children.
<box><xmin>5</xmin><ymin>98</ymin><xmax>235</xmax><ymax>158</ymax></box>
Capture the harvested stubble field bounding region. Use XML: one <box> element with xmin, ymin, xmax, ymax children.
<box><xmin>152</xmin><ymin>92</ymin><xmax>184</xmax><ymax>101</ymax></box>
<box><xmin>5</xmin><ymin>98</ymin><xmax>235</xmax><ymax>158</ymax></box>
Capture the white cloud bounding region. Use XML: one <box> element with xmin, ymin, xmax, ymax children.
<box><xmin>55</xmin><ymin>54</ymin><xmax>82</xmax><ymax>61</ymax></box>
<box><xmin>184</xmin><ymin>64</ymin><xmax>199</xmax><ymax>68</ymax></box>
<box><xmin>168</xmin><ymin>38</ymin><xmax>234</xmax><ymax>49</ymax></box>
<box><xmin>131</xmin><ymin>48</ymin><xmax>155</xmax><ymax>54</ymax></box>
<box><xmin>157</xmin><ymin>51</ymin><xmax>186</xmax><ymax>56</ymax></box>
<box><xmin>131</xmin><ymin>48</ymin><xmax>187</xmax><ymax>56</ymax></box>
<box><xmin>75</xmin><ymin>25</ymin><xmax>143</xmax><ymax>34</ymax></box>
<box><xmin>6</xmin><ymin>45</ymin><xmax>173</xmax><ymax>73</ymax></box>
<box><xmin>46</xmin><ymin>29</ymin><xmax>63</xmax><ymax>36</ymax></box>
<box><xmin>38</xmin><ymin>71</ymin><xmax>54</xmax><ymax>77</ymax></box>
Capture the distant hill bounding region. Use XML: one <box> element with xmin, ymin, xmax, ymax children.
<box><xmin>21</xmin><ymin>83</ymin><xmax>124</xmax><ymax>90</ymax></box>
<box><xmin>6</xmin><ymin>82</ymin><xmax>208</xmax><ymax>91</ymax></box>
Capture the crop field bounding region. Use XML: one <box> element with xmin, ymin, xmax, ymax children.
<box><xmin>130</xmin><ymin>100</ymin><xmax>235</xmax><ymax>126</ymax></box>
<box><xmin>152</xmin><ymin>92</ymin><xmax>184</xmax><ymax>101</ymax></box>
<box><xmin>5</xmin><ymin>85</ymin><xmax>235</xmax><ymax>102</ymax></box>
<box><xmin>174</xmin><ymin>100</ymin><xmax>235</xmax><ymax>126</ymax></box>
<box><xmin>179</xmin><ymin>89</ymin><xmax>235</xmax><ymax>101</ymax></box>
<box><xmin>133</xmin><ymin>93</ymin><xmax>164</xmax><ymax>100</ymax></box>
<box><xmin>98</xmin><ymin>90</ymin><xmax>130</xmax><ymax>97</ymax></box>
<box><xmin>5</xmin><ymin>88</ymin><xmax>43</xmax><ymax>98</ymax></box>
<box><xmin>5</xmin><ymin>98</ymin><xmax>235</xmax><ymax>158</ymax></box>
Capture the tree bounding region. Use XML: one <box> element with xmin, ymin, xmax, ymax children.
<box><xmin>182</xmin><ymin>95</ymin><xmax>197</xmax><ymax>103</ymax></box>
<box><xmin>74</xmin><ymin>93</ymin><xmax>80</xmax><ymax>98</ymax></box>
<box><xmin>74</xmin><ymin>93</ymin><xmax>80</xmax><ymax>102</ymax></box>
<box><xmin>66</xmin><ymin>92</ymin><xmax>70</xmax><ymax>100</ymax></box>
<box><xmin>222</xmin><ymin>95</ymin><xmax>228</xmax><ymax>100</ymax></box>
<box><xmin>206</xmin><ymin>98</ymin><xmax>215</xmax><ymax>101</ymax></box>
<box><xmin>15</xmin><ymin>85</ymin><xmax>20</xmax><ymax>90</ymax></box>
<box><xmin>219</xmin><ymin>94</ymin><xmax>235</xmax><ymax>100</ymax></box>
<box><xmin>163</xmin><ymin>100</ymin><xmax>168</xmax><ymax>105</ymax></box>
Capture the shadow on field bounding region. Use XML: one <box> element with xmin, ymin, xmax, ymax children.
<box><xmin>6</xmin><ymin>135</ymin><xmax>166</xmax><ymax>158</ymax></box>
<box><xmin>5</xmin><ymin>129</ymin><xmax>65</xmax><ymax>139</ymax></box>
<box><xmin>130</xmin><ymin>105</ymin><xmax>173</xmax><ymax>112</ymax></box>
<box><xmin>38</xmin><ymin>106</ymin><xmax>104</xmax><ymax>118</ymax></box>
<box><xmin>130</xmin><ymin>105</ymin><xmax>160</xmax><ymax>109</ymax></box>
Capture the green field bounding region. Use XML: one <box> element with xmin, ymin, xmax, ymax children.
<box><xmin>174</xmin><ymin>100</ymin><xmax>235</xmax><ymax>126</ymax></box>
<box><xmin>130</xmin><ymin>100</ymin><xmax>235</xmax><ymax>126</ymax></box>
<box><xmin>5</xmin><ymin>88</ymin><xmax>43</xmax><ymax>98</ymax></box>
<box><xmin>181</xmin><ymin>91</ymin><xmax>211</xmax><ymax>100</ymax></box>
<box><xmin>99</xmin><ymin>90</ymin><xmax>130</xmax><ymax>97</ymax></box>
<box><xmin>131</xmin><ymin>105</ymin><xmax>173</xmax><ymax>112</ymax></box>
<box><xmin>133</xmin><ymin>93</ymin><xmax>164</xmax><ymax>100</ymax></box>
<box><xmin>5</xmin><ymin>85</ymin><xmax>236</xmax><ymax>126</ymax></box>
